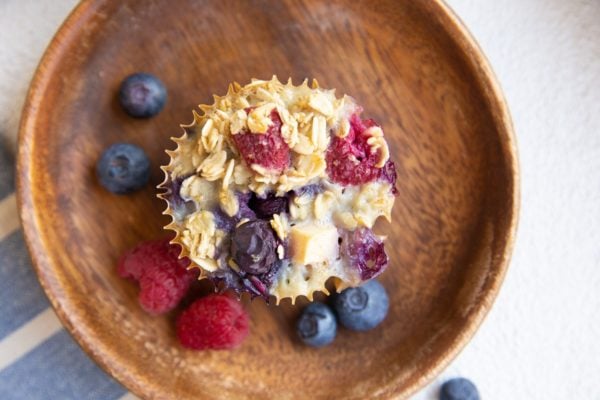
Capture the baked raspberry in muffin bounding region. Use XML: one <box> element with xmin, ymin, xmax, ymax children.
<box><xmin>159</xmin><ymin>77</ymin><xmax>397</xmax><ymax>304</ymax></box>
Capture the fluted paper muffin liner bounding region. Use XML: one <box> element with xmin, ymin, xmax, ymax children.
<box><xmin>159</xmin><ymin>77</ymin><xmax>396</xmax><ymax>304</ymax></box>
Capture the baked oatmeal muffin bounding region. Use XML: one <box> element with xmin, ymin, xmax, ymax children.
<box><xmin>159</xmin><ymin>77</ymin><xmax>397</xmax><ymax>304</ymax></box>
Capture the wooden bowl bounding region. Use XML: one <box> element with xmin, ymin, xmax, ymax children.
<box><xmin>17</xmin><ymin>0</ymin><xmax>518</xmax><ymax>399</ymax></box>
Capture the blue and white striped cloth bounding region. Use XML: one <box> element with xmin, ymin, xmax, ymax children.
<box><xmin>0</xmin><ymin>145</ymin><xmax>137</xmax><ymax>400</ymax></box>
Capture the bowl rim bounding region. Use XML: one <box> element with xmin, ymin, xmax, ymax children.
<box><xmin>16</xmin><ymin>0</ymin><xmax>519</xmax><ymax>398</ymax></box>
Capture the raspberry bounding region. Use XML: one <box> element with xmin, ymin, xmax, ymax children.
<box><xmin>138</xmin><ymin>262</ymin><xmax>196</xmax><ymax>315</ymax></box>
<box><xmin>326</xmin><ymin>113</ymin><xmax>397</xmax><ymax>190</ymax></box>
<box><xmin>176</xmin><ymin>294</ymin><xmax>249</xmax><ymax>350</ymax></box>
<box><xmin>232</xmin><ymin>109</ymin><xmax>290</xmax><ymax>173</ymax></box>
<box><xmin>343</xmin><ymin>228</ymin><xmax>389</xmax><ymax>280</ymax></box>
<box><xmin>326</xmin><ymin>114</ymin><xmax>378</xmax><ymax>185</ymax></box>
<box><xmin>117</xmin><ymin>239</ymin><xmax>197</xmax><ymax>315</ymax></box>
<box><xmin>119</xmin><ymin>239</ymin><xmax>165</xmax><ymax>280</ymax></box>
<box><xmin>380</xmin><ymin>159</ymin><xmax>398</xmax><ymax>194</ymax></box>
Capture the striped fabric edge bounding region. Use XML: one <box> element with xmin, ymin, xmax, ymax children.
<box><xmin>0</xmin><ymin>193</ymin><xmax>19</xmax><ymax>242</ymax></box>
<box><xmin>0</xmin><ymin>191</ymin><xmax>139</xmax><ymax>399</ymax></box>
<box><xmin>0</xmin><ymin>308</ymin><xmax>63</xmax><ymax>371</ymax></box>
<box><xmin>118</xmin><ymin>392</ymin><xmax>141</xmax><ymax>400</ymax></box>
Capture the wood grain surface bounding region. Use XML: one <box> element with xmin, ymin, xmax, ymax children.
<box><xmin>16</xmin><ymin>0</ymin><xmax>518</xmax><ymax>399</ymax></box>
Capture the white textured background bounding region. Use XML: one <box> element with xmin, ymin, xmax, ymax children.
<box><xmin>1</xmin><ymin>1</ymin><xmax>598</xmax><ymax>399</ymax></box>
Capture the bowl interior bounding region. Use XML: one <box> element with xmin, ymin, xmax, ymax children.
<box><xmin>18</xmin><ymin>0</ymin><xmax>517</xmax><ymax>399</ymax></box>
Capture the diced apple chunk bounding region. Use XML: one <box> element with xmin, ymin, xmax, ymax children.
<box><xmin>289</xmin><ymin>223</ymin><xmax>339</xmax><ymax>265</ymax></box>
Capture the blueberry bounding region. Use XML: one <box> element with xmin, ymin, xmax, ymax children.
<box><xmin>296</xmin><ymin>303</ymin><xmax>337</xmax><ymax>347</ymax></box>
<box><xmin>230</xmin><ymin>220</ymin><xmax>278</xmax><ymax>274</ymax></box>
<box><xmin>96</xmin><ymin>143</ymin><xmax>150</xmax><ymax>194</ymax></box>
<box><xmin>234</xmin><ymin>191</ymin><xmax>257</xmax><ymax>220</ymax></box>
<box><xmin>440</xmin><ymin>378</ymin><xmax>480</xmax><ymax>400</ymax></box>
<box><xmin>248</xmin><ymin>192</ymin><xmax>288</xmax><ymax>219</ymax></box>
<box><xmin>164</xmin><ymin>175</ymin><xmax>197</xmax><ymax>220</ymax></box>
<box><xmin>212</xmin><ymin>207</ymin><xmax>237</xmax><ymax>232</ymax></box>
<box><xmin>119</xmin><ymin>73</ymin><xmax>167</xmax><ymax>118</ymax></box>
<box><xmin>333</xmin><ymin>280</ymin><xmax>389</xmax><ymax>331</ymax></box>
<box><xmin>292</xmin><ymin>184</ymin><xmax>322</xmax><ymax>197</ymax></box>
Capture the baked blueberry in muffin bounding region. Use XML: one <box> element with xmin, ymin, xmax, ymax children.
<box><xmin>159</xmin><ymin>77</ymin><xmax>397</xmax><ymax>304</ymax></box>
